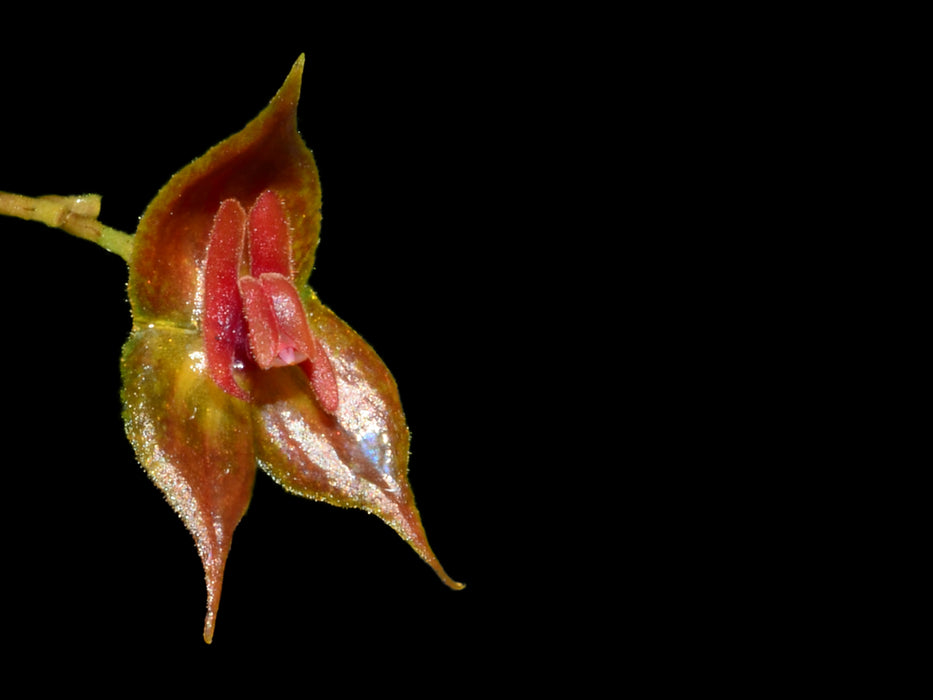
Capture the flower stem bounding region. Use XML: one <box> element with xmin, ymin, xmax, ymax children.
<box><xmin>0</xmin><ymin>190</ymin><xmax>133</xmax><ymax>262</ymax></box>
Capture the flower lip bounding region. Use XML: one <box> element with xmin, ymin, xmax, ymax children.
<box><xmin>204</xmin><ymin>190</ymin><xmax>338</xmax><ymax>413</ymax></box>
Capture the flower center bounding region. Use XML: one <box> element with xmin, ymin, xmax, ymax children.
<box><xmin>203</xmin><ymin>190</ymin><xmax>338</xmax><ymax>413</ymax></box>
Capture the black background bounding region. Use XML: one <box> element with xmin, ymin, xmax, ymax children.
<box><xmin>0</xmin><ymin>12</ymin><xmax>583</xmax><ymax>685</ymax></box>
<box><xmin>0</xmin><ymin>8</ymin><xmax>900</xmax><ymax>691</ymax></box>
<box><xmin>2</xmin><ymin>7</ymin><xmax>812</xmax><ymax>694</ymax></box>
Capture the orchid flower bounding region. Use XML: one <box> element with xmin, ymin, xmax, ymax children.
<box><xmin>0</xmin><ymin>55</ymin><xmax>462</xmax><ymax>643</ymax></box>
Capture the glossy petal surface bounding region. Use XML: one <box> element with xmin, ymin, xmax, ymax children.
<box><xmin>121</xmin><ymin>328</ymin><xmax>256</xmax><ymax>643</ymax></box>
<box><xmin>250</xmin><ymin>293</ymin><xmax>463</xmax><ymax>589</ymax></box>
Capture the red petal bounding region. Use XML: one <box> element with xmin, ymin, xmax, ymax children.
<box><xmin>247</xmin><ymin>190</ymin><xmax>293</xmax><ymax>277</ymax></box>
<box><xmin>303</xmin><ymin>333</ymin><xmax>339</xmax><ymax>415</ymax></box>
<box><xmin>204</xmin><ymin>199</ymin><xmax>249</xmax><ymax>400</ymax></box>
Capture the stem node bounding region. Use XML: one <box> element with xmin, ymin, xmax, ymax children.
<box><xmin>0</xmin><ymin>190</ymin><xmax>133</xmax><ymax>262</ymax></box>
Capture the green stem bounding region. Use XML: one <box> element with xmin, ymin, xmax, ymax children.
<box><xmin>0</xmin><ymin>190</ymin><xmax>133</xmax><ymax>262</ymax></box>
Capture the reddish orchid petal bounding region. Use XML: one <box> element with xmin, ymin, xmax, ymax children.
<box><xmin>204</xmin><ymin>199</ymin><xmax>249</xmax><ymax>401</ymax></box>
<box><xmin>247</xmin><ymin>189</ymin><xmax>293</xmax><ymax>277</ymax></box>
<box><xmin>303</xmin><ymin>332</ymin><xmax>339</xmax><ymax>415</ymax></box>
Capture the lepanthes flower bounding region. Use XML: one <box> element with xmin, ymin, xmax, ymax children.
<box><xmin>0</xmin><ymin>55</ymin><xmax>462</xmax><ymax>643</ymax></box>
